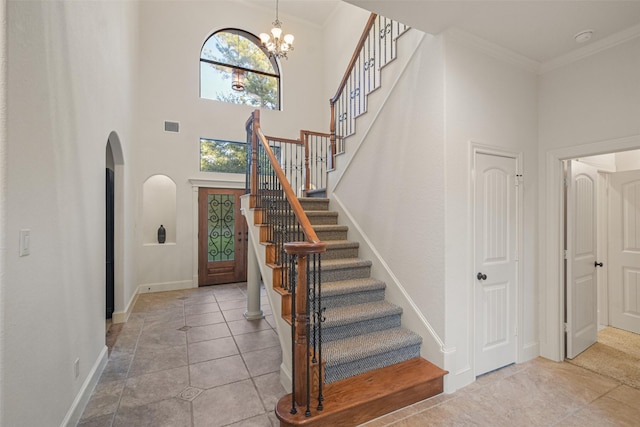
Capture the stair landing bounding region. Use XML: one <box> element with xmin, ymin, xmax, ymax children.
<box><xmin>275</xmin><ymin>357</ymin><xmax>447</xmax><ymax>427</ymax></box>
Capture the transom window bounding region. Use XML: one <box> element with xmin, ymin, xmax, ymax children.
<box><xmin>200</xmin><ymin>28</ymin><xmax>280</xmax><ymax>110</ymax></box>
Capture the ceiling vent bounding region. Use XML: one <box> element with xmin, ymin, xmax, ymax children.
<box><xmin>164</xmin><ymin>121</ymin><xmax>180</xmax><ymax>133</ymax></box>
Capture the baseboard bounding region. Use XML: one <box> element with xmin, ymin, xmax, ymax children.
<box><xmin>137</xmin><ymin>280</ymin><xmax>195</xmax><ymax>294</ymax></box>
<box><xmin>521</xmin><ymin>341</ymin><xmax>539</xmax><ymax>362</ymax></box>
<box><xmin>279</xmin><ymin>363</ymin><xmax>292</xmax><ymax>394</ymax></box>
<box><xmin>60</xmin><ymin>346</ymin><xmax>108</xmax><ymax>427</ymax></box>
<box><xmin>112</xmin><ymin>290</ymin><xmax>139</xmax><ymax>324</ymax></box>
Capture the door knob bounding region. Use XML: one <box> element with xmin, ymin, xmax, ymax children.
<box><xmin>595</xmin><ymin>261</ymin><xmax>603</xmax><ymax>268</ymax></box>
<box><xmin>477</xmin><ymin>272</ymin><xmax>487</xmax><ymax>281</ymax></box>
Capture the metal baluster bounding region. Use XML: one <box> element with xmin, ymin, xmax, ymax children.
<box><xmin>289</xmin><ymin>252</ymin><xmax>297</xmax><ymax>415</ymax></box>
<box><xmin>316</xmin><ymin>253</ymin><xmax>324</xmax><ymax>411</ymax></box>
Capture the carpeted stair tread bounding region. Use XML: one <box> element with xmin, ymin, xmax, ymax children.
<box><xmin>324</xmin><ymin>240</ymin><xmax>359</xmax><ymax>250</ymax></box>
<box><xmin>324</xmin><ymin>300</ymin><xmax>401</xmax><ymax>328</ymax></box>
<box><xmin>323</xmin><ymin>327</ymin><xmax>422</xmax><ymax>367</ymax></box>
<box><xmin>322</xmin><ymin>258</ymin><xmax>372</xmax><ymax>270</ymax></box>
<box><xmin>312</xmin><ymin>224</ymin><xmax>349</xmax><ymax>232</ymax></box>
<box><xmin>322</xmin><ymin>277</ymin><xmax>385</xmax><ymax>297</ymax></box>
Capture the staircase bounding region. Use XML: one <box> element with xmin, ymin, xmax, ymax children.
<box><xmin>274</xmin><ymin>198</ymin><xmax>446</xmax><ymax>426</ymax></box>
<box><xmin>244</xmin><ymin>12</ymin><xmax>447</xmax><ymax>426</ymax></box>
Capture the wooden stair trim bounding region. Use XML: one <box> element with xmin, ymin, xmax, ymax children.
<box><xmin>276</xmin><ymin>357</ymin><xmax>447</xmax><ymax>427</ymax></box>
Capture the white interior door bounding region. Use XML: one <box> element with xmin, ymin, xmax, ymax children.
<box><xmin>565</xmin><ymin>160</ymin><xmax>599</xmax><ymax>359</ymax></box>
<box><xmin>474</xmin><ymin>152</ymin><xmax>517</xmax><ymax>376</ymax></box>
<box><xmin>609</xmin><ymin>169</ymin><xmax>640</xmax><ymax>334</ymax></box>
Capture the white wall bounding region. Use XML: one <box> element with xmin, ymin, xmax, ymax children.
<box><xmin>443</xmin><ymin>36</ymin><xmax>539</xmax><ymax>389</ymax></box>
<box><xmin>538</xmin><ymin>36</ymin><xmax>640</xmax><ymax>360</ymax></box>
<box><xmin>3</xmin><ymin>1</ymin><xmax>138</xmax><ymax>425</ymax></box>
<box><xmin>616</xmin><ymin>150</ymin><xmax>640</xmax><ymax>171</ymax></box>
<box><xmin>134</xmin><ymin>0</ymin><xmax>329</xmax><ymax>292</ymax></box>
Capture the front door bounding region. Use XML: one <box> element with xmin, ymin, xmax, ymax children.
<box><xmin>609</xmin><ymin>169</ymin><xmax>640</xmax><ymax>334</ymax></box>
<box><xmin>565</xmin><ymin>160</ymin><xmax>599</xmax><ymax>358</ymax></box>
<box><xmin>198</xmin><ymin>188</ymin><xmax>248</xmax><ymax>286</ymax></box>
<box><xmin>474</xmin><ymin>152</ymin><xmax>518</xmax><ymax>376</ymax></box>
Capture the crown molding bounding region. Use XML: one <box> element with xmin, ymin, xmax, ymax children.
<box><xmin>443</xmin><ymin>28</ymin><xmax>541</xmax><ymax>74</ymax></box>
<box><xmin>540</xmin><ymin>23</ymin><xmax>640</xmax><ymax>74</ymax></box>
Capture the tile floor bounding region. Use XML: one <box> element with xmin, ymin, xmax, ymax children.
<box><xmin>78</xmin><ymin>283</ymin><xmax>286</xmax><ymax>427</ymax></box>
<box><xmin>79</xmin><ymin>284</ymin><xmax>640</xmax><ymax>427</ymax></box>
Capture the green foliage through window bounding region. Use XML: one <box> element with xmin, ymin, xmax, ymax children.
<box><xmin>200</xmin><ymin>139</ymin><xmax>247</xmax><ymax>173</ymax></box>
<box><xmin>200</xmin><ymin>29</ymin><xmax>280</xmax><ymax>110</ymax></box>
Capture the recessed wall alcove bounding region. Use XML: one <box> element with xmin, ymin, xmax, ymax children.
<box><xmin>142</xmin><ymin>174</ymin><xmax>177</xmax><ymax>244</ymax></box>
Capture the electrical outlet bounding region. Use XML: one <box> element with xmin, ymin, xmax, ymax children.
<box><xmin>74</xmin><ymin>358</ymin><xmax>80</xmax><ymax>378</ymax></box>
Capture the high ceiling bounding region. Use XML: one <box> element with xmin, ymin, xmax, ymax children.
<box><xmin>247</xmin><ymin>1</ymin><xmax>640</xmax><ymax>67</ymax></box>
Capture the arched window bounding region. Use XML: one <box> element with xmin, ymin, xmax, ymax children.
<box><xmin>200</xmin><ymin>28</ymin><xmax>280</xmax><ymax>110</ymax></box>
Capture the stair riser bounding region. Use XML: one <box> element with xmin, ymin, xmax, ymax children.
<box><xmin>322</xmin><ymin>314</ymin><xmax>402</xmax><ymax>343</ymax></box>
<box><xmin>321</xmin><ymin>289</ymin><xmax>386</xmax><ymax>309</ymax></box>
<box><xmin>315</xmin><ymin>229</ymin><xmax>348</xmax><ymax>241</ymax></box>
<box><xmin>308</xmin><ymin>215</ymin><xmax>339</xmax><ymax>225</ymax></box>
<box><xmin>321</xmin><ymin>247</ymin><xmax>359</xmax><ymax>260</ymax></box>
<box><xmin>322</xmin><ymin>266</ymin><xmax>371</xmax><ymax>283</ymax></box>
<box><xmin>324</xmin><ymin>343</ymin><xmax>421</xmax><ymax>384</ymax></box>
<box><xmin>300</xmin><ymin>200</ymin><xmax>329</xmax><ymax>211</ymax></box>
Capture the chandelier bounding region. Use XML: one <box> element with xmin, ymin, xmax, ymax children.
<box><xmin>259</xmin><ymin>0</ymin><xmax>294</xmax><ymax>59</ymax></box>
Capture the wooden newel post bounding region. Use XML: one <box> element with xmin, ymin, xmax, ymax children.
<box><xmin>284</xmin><ymin>241</ymin><xmax>327</xmax><ymax>409</ymax></box>
<box><xmin>329</xmin><ymin>103</ymin><xmax>337</xmax><ymax>170</ymax></box>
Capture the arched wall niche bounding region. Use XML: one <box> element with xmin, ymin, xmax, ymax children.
<box><xmin>142</xmin><ymin>174</ymin><xmax>177</xmax><ymax>244</ymax></box>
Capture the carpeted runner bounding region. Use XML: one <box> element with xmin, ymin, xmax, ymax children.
<box><xmin>567</xmin><ymin>326</ymin><xmax>640</xmax><ymax>389</ymax></box>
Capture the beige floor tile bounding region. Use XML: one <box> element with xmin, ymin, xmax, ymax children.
<box><xmin>222</xmin><ymin>307</ymin><xmax>248</xmax><ymax>322</ymax></box>
<box><xmin>185</xmin><ymin>302</ymin><xmax>220</xmax><ymax>316</ymax></box>
<box><xmin>226</xmin><ymin>413</ymin><xmax>273</xmax><ymax>426</ymax></box>
<box><xmin>218</xmin><ymin>298</ymin><xmax>248</xmax><ymax>310</ymax></box>
<box><xmin>192</xmin><ymin>379</ymin><xmax>265</xmax><ymax>427</ymax></box>
<box><xmin>242</xmin><ymin>346</ymin><xmax>282</xmax><ymax>377</ymax></box>
<box><xmin>189</xmin><ymin>354</ymin><xmax>250</xmax><ymax>389</ymax></box>
<box><xmin>234</xmin><ymin>329</ymin><xmax>279</xmax><ymax>353</ymax></box>
<box><xmin>188</xmin><ymin>336</ymin><xmax>239</xmax><ymax>364</ymax></box>
<box><xmin>213</xmin><ymin>288</ymin><xmax>247</xmax><ymax>302</ymax></box>
<box><xmin>119</xmin><ymin>366</ymin><xmax>190</xmax><ymax>409</ymax></box>
<box><xmin>79</xmin><ymin>379</ymin><xmax>125</xmax><ymax>421</ymax></box>
<box><xmin>128</xmin><ymin>343</ymin><xmax>188</xmax><ymax>377</ymax></box>
<box><xmin>137</xmin><ymin>327</ymin><xmax>187</xmax><ymax>349</ymax></box>
<box><xmin>228</xmin><ymin>318</ymin><xmax>273</xmax><ymax>336</ymax></box>
<box><xmin>560</xmin><ymin>395</ymin><xmax>640</xmax><ymax>427</ymax></box>
<box><xmin>604</xmin><ymin>384</ymin><xmax>640</xmax><ymax>408</ymax></box>
<box><xmin>187</xmin><ymin>322</ymin><xmax>231</xmax><ymax>343</ymax></box>
<box><xmin>100</xmin><ymin>351</ymin><xmax>133</xmax><ymax>382</ymax></box>
<box><xmin>184</xmin><ymin>294</ymin><xmax>217</xmax><ymax>306</ymax></box>
<box><xmin>186</xmin><ymin>311</ymin><xmax>225</xmax><ymax>327</ymax></box>
<box><xmin>113</xmin><ymin>398</ymin><xmax>191</xmax><ymax>427</ymax></box>
<box><xmin>77</xmin><ymin>412</ymin><xmax>115</xmax><ymax>427</ymax></box>
<box><xmin>253</xmin><ymin>371</ymin><xmax>287</xmax><ymax>410</ymax></box>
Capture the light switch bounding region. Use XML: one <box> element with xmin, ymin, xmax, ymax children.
<box><xmin>19</xmin><ymin>229</ymin><xmax>30</xmax><ymax>257</ymax></box>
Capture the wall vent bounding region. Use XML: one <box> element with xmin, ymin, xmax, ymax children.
<box><xmin>164</xmin><ymin>121</ymin><xmax>180</xmax><ymax>133</ymax></box>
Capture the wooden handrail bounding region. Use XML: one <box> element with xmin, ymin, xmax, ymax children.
<box><xmin>255</xmin><ymin>121</ymin><xmax>321</xmax><ymax>245</ymax></box>
<box><xmin>264</xmin><ymin>135</ymin><xmax>303</xmax><ymax>145</ymax></box>
<box><xmin>330</xmin><ymin>13</ymin><xmax>377</xmax><ymax>105</ymax></box>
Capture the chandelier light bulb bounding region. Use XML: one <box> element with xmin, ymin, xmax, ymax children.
<box><xmin>284</xmin><ymin>34</ymin><xmax>294</xmax><ymax>44</ymax></box>
<box><xmin>259</xmin><ymin>33</ymin><xmax>270</xmax><ymax>44</ymax></box>
<box><xmin>271</xmin><ymin>26</ymin><xmax>282</xmax><ymax>39</ymax></box>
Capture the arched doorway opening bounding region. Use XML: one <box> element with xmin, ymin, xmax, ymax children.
<box><xmin>105</xmin><ymin>132</ymin><xmax>124</xmax><ymax>331</ymax></box>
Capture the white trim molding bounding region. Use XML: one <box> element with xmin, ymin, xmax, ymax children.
<box><xmin>60</xmin><ymin>346</ymin><xmax>108</xmax><ymax>427</ymax></box>
<box><xmin>540</xmin><ymin>134</ymin><xmax>640</xmax><ymax>361</ymax></box>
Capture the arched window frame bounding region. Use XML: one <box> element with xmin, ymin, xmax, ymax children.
<box><xmin>200</xmin><ymin>28</ymin><xmax>282</xmax><ymax>110</ymax></box>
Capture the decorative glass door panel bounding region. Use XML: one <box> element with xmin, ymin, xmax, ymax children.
<box><xmin>199</xmin><ymin>188</ymin><xmax>247</xmax><ymax>285</ymax></box>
